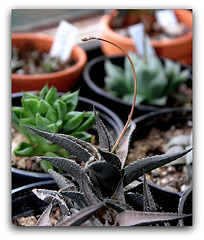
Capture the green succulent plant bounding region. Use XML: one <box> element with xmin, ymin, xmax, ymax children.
<box><xmin>29</xmin><ymin>109</ymin><xmax>192</xmax><ymax>226</ymax></box>
<box><xmin>17</xmin><ymin>36</ymin><xmax>192</xmax><ymax>226</ymax></box>
<box><xmin>104</xmin><ymin>53</ymin><xmax>190</xmax><ymax>106</ymax></box>
<box><xmin>12</xmin><ymin>85</ymin><xmax>95</xmax><ymax>171</ymax></box>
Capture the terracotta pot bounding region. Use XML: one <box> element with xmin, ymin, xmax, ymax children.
<box><xmin>12</xmin><ymin>33</ymin><xmax>87</xmax><ymax>93</ymax></box>
<box><xmin>100</xmin><ymin>9</ymin><xmax>192</xmax><ymax>65</ymax></box>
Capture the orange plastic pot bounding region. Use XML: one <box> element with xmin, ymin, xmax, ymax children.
<box><xmin>100</xmin><ymin>9</ymin><xmax>192</xmax><ymax>65</ymax></box>
<box><xmin>12</xmin><ymin>33</ymin><xmax>87</xmax><ymax>93</ymax></box>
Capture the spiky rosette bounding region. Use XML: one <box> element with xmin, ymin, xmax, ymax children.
<box><xmin>29</xmin><ymin>109</ymin><xmax>192</xmax><ymax>226</ymax></box>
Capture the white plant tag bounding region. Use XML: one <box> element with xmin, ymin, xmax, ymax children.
<box><xmin>128</xmin><ymin>23</ymin><xmax>155</xmax><ymax>56</ymax></box>
<box><xmin>49</xmin><ymin>20</ymin><xmax>78</xmax><ymax>62</ymax></box>
<box><xmin>155</xmin><ymin>10</ymin><xmax>179</xmax><ymax>27</ymax></box>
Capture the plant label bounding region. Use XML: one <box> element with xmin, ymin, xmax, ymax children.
<box><xmin>155</xmin><ymin>10</ymin><xmax>179</xmax><ymax>27</ymax></box>
<box><xmin>128</xmin><ymin>23</ymin><xmax>155</xmax><ymax>56</ymax></box>
<box><xmin>49</xmin><ymin>20</ymin><xmax>78</xmax><ymax>62</ymax></box>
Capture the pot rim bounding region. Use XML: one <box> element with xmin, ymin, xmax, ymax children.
<box><xmin>100</xmin><ymin>9</ymin><xmax>193</xmax><ymax>48</ymax></box>
<box><xmin>12</xmin><ymin>33</ymin><xmax>87</xmax><ymax>80</ymax></box>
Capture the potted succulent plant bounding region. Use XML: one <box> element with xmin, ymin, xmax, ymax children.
<box><xmin>12</xmin><ymin>85</ymin><xmax>124</xmax><ymax>188</ymax></box>
<box><xmin>12</xmin><ymin>33</ymin><xmax>87</xmax><ymax>93</ymax></box>
<box><xmin>83</xmin><ymin>53</ymin><xmax>192</xmax><ymax>123</ymax></box>
<box><xmin>11</xmin><ymin>37</ymin><xmax>192</xmax><ymax>226</ymax></box>
<box><xmin>99</xmin><ymin>9</ymin><xmax>192</xmax><ymax>65</ymax></box>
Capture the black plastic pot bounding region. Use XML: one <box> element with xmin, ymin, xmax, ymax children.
<box><xmin>178</xmin><ymin>186</ymin><xmax>193</xmax><ymax>226</ymax></box>
<box><xmin>12</xmin><ymin>180</ymin><xmax>182</xmax><ymax>226</ymax></box>
<box><xmin>12</xmin><ymin>180</ymin><xmax>57</xmax><ymax>224</ymax></box>
<box><xmin>82</xmin><ymin>55</ymin><xmax>192</xmax><ymax>123</ymax></box>
<box><xmin>12</xmin><ymin>92</ymin><xmax>124</xmax><ymax>189</ymax></box>
<box><xmin>132</xmin><ymin>107</ymin><xmax>192</xmax><ymax>193</ymax></box>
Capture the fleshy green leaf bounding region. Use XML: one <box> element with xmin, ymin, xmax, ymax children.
<box><xmin>60</xmin><ymin>90</ymin><xmax>79</xmax><ymax>112</ymax></box>
<box><xmin>45</xmin><ymin>86</ymin><xmax>58</xmax><ymax>106</ymax></box>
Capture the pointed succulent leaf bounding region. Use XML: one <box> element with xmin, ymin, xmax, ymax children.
<box><xmin>44</xmin><ymin>86</ymin><xmax>58</xmax><ymax>106</ymax></box>
<box><xmin>125</xmin><ymin>192</ymin><xmax>144</xmax><ymax>209</ymax></box>
<box><xmin>88</xmin><ymin>160</ymin><xmax>122</xmax><ymax>197</ymax></box>
<box><xmin>143</xmin><ymin>174</ymin><xmax>157</xmax><ymax>212</ymax></box>
<box><xmin>32</xmin><ymin>188</ymin><xmax>70</xmax><ymax>215</ymax></box>
<box><xmin>27</xmin><ymin>126</ymin><xmax>93</xmax><ymax>163</ymax></box>
<box><xmin>48</xmin><ymin>169</ymin><xmax>76</xmax><ymax>191</ymax></box>
<box><xmin>105</xmin><ymin>198</ymin><xmax>133</xmax><ymax>213</ymax></box>
<box><xmin>93</xmin><ymin>107</ymin><xmax>114</xmax><ymax>151</ymax></box>
<box><xmin>60</xmin><ymin>90</ymin><xmax>79</xmax><ymax>112</ymax></box>
<box><xmin>63</xmin><ymin>111</ymin><xmax>85</xmax><ymax>133</ymax></box>
<box><xmin>53</xmin><ymin>99</ymin><xmax>67</xmax><ymax>120</ymax></box>
<box><xmin>98</xmin><ymin>148</ymin><xmax>121</xmax><ymax>169</ymax></box>
<box><xmin>56</xmin><ymin>201</ymin><xmax>105</xmax><ymax>226</ymax></box>
<box><xmin>124</xmin><ymin>148</ymin><xmax>192</xmax><ymax>186</ymax></box>
<box><xmin>115</xmin><ymin>211</ymin><xmax>191</xmax><ymax>226</ymax></box>
<box><xmin>59</xmin><ymin>133</ymin><xmax>101</xmax><ymax>160</ymax></box>
<box><xmin>39</xmin><ymin>156</ymin><xmax>99</xmax><ymax>202</ymax></box>
<box><xmin>111</xmin><ymin>179</ymin><xmax>125</xmax><ymax>203</ymax></box>
<box><xmin>35</xmin><ymin>202</ymin><xmax>53</xmax><ymax>226</ymax></box>
<box><xmin>115</xmin><ymin>120</ymin><xmax>136</xmax><ymax>168</ymax></box>
<box><xmin>73</xmin><ymin>111</ymin><xmax>95</xmax><ymax>133</ymax></box>
<box><xmin>61</xmin><ymin>191</ymin><xmax>88</xmax><ymax>209</ymax></box>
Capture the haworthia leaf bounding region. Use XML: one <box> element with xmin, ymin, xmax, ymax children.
<box><xmin>105</xmin><ymin>198</ymin><xmax>132</xmax><ymax>213</ymax></box>
<box><xmin>32</xmin><ymin>188</ymin><xmax>69</xmax><ymax>215</ymax></box>
<box><xmin>35</xmin><ymin>202</ymin><xmax>53</xmax><ymax>226</ymax></box>
<box><xmin>124</xmin><ymin>148</ymin><xmax>192</xmax><ymax>186</ymax></box>
<box><xmin>61</xmin><ymin>191</ymin><xmax>88</xmax><ymax>209</ymax></box>
<box><xmin>53</xmin><ymin>99</ymin><xmax>67</xmax><ymax>120</ymax></box>
<box><xmin>88</xmin><ymin>161</ymin><xmax>121</xmax><ymax>197</ymax></box>
<box><xmin>98</xmin><ymin>148</ymin><xmax>121</xmax><ymax>169</ymax></box>
<box><xmin>93</xmin><ymin>107</ymin><xmax>114</xmax><ymax>151</ymax></box>
<box><xmin>56</xmin><ymin>201</ymin><xmax>105</xmax><ymax>226</ymax></box>
<box><xmin>115</xmin><ymin>211</ymin><xmax>191</xmax><ymax>226</ymax></box>
<box><xmin>73</xmin><ymin>112</ymin><xmax>95</xmax><ymax>133</ymax></box>
<box><xmin>27</xmin><ymin>127</ymin><xmax>93</xmax><ymax>163</ymax></box>
<box><xmin>143</xmin><ymin>174</ymin><xmax>157</xmax><ymax>212</ymax></box>
<box><xmin>39</xmin><ymin>156</ymin><xmax>99</xmax><ymax>203</ymax></box>
<box><xmin>63</xmin><ymin>111</ymin><xmax>85</xmax><ymax>133</ymax></box>
<box><xmin>115</xmin><ymin>120</ymin><xmax>136</xmax><ymax>168</ymax></box>
<box><xmin>48</xmin><ymin>169</ymin><xmax>76</xmax><ymax>191</ymax></box>
<box><xmin>59</xmin><ymin>133</ymin><xmax>101</xmax><ymax>160</ymax></box>
<box><xmin>60</xmin><ymin>90</ymin><xmax>79</xmax><ymax>112</ymax></box>
<box><xmin>111</xmin><ymin>179</ymin><xmax>125</xmax><ymax>203</ymax></box>
<box><xmin>45</xmin><ymin>86</ymin><xmax>58</xmax><ymax>106</ymax></box>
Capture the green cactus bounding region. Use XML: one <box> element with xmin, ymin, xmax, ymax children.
<box><xmin>12</xmin><ymin>85</ymin><xmax>95</xmax><ymax>171</ymax></box>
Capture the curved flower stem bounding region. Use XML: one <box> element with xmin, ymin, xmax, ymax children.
<box><xmin>82</xmin><ymin>36</ymin><xmax>137</xmax><ymax>153</ymax></box>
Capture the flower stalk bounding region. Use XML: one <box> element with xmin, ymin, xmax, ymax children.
<box><xmin>82</xmin><ymin>36</ymin><xmax>137</xmax><ymax>152</ymax></box>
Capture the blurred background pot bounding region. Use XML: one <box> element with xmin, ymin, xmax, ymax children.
<box><xmin>82</xmin><ymin>54</ymin><xmax>192</xmax><ymax>123</ymax></box>
<box><xmin>12</xmin><ymin>33</ymin><xmax>87</xmax><ymax>93</ymax></box>
<box><xmin>99</xmin><ymin>9</ymin><xmax>192</xmax><ymax>65</ymax></box>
